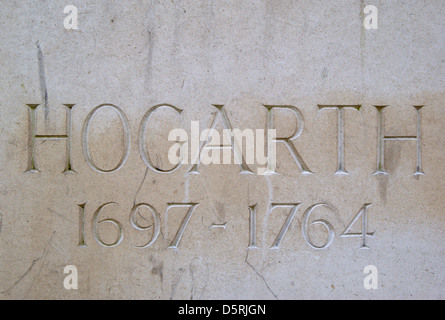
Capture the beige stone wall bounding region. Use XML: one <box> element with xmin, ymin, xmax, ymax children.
<box><xmin>0</xmin><ymin>0</ymin><xmax>444</xmax><ymax>299</ymax></box>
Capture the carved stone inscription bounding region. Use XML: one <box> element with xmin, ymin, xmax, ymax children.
<box><xmin>21</xmin><ymin>102</ymin><xmax>431</xmax><ymax>252</ymax></box>
<box><xmin>25</xmin><ymin>103</ymin><xmax>424</xmax><ymax>177</ymax></box>
<box><xmin>1</xmin><ymin>1</ymin><xmax>444</xmax><ymax>300</ymax></box>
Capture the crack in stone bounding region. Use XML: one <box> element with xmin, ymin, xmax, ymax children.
<box><xmin>170</xmin><ymin>268</ymin><xmax>185</xmax><ymax>300</ymax></box>
<box><xmin>24</xmin><ymin>231</ymin><xmax>56</xmax><ymax>298</ymax></box>
<box><xmin>244</xmin><ymin>251</ymin><xmax>279</xmax><ymax>300</ymax></box>
<box><xmin>1</xmin><ymin>258</ymin><xmax>39</xmax><ymax>295</ymax></box>
<box><xmin>2</xmin><ymin>231</ymin><xmax>56</xmax><ymax>296</ymax></box>
<box><xmin>36</xmin><ymin>41</ymin><xmax>48</xmax><ymax>121</ymax></box>
<box><xmin>133</xmin><ymin>167</ymin><xmax>149</xmax><ymax>206</ymax></box>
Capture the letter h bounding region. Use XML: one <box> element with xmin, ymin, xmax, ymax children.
<box><xmin>374</xmin><ymin>106</ymin><xmax>424</xmax><ymax>175</ymax></box>
<box><xmin>26</xmin><ymin>104</ymin><xmax>75</xmax><ymax>173</ymax></box>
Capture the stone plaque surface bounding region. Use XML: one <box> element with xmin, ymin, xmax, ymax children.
<box><xmin>0</xmin><ymin>0</ymin><xmax>444</xmax><ymax>299</ymax></box>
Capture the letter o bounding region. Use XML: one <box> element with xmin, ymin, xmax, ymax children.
<box><xmin>82</xmin><ymin>104</ymin><xmax>130</xmax><ymax>173</ymax></box>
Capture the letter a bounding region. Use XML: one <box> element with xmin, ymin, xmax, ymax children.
<box><xmin>363</xmin><ymin>265</ymin><xmax>378</xmax><ymax>289</ymax></box>
<box><xmin>64</xmin><ymin>5</ymin><xmax>78</xmax><ymax>30</ymax></box>
<box><xmin>63</xmin><ymin>265</ymin><xmax>78</xmax><ymax>290</ymax></box>
<box><xmin>364</xmin><ymin>5</ymin><xmax>378</xmax><ymax>30</ymax></box>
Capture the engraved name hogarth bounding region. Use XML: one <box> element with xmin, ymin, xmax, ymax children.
<box><xmin>17</xmin><ymin>101</ymin><xmax>426</xmax><ymax>251</ymax></box>
<box><xmin>25</xmin><ymin>103</ymin><xmax>424</xmax><ymax>176</ymax></box>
